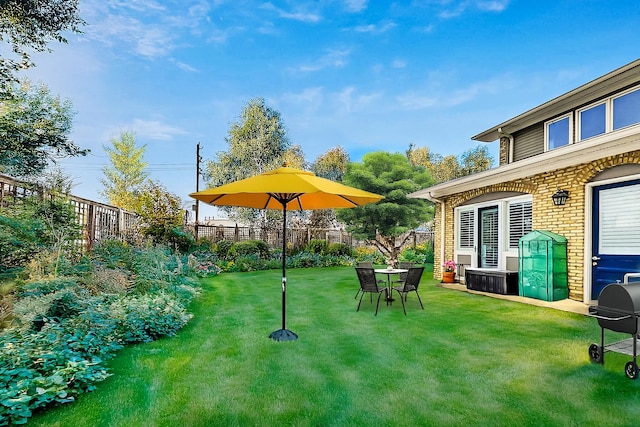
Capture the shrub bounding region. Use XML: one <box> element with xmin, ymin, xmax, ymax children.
<box><xmin>399</xmin><ymin>242</ymin><xmax>434</xmax><ymax>264</ymax></box>
<box><xmin>353</xmin><ymin>245</ymin><xmax>384</xmax><ymax>264</ymax></box>
<box><xmin>305</xmin><ymin>239</ymin><xmax>328</xmax><ymax>254</ymax></box>
<box><xmin>16</xmin><ymin>277</ymin><xmax>79</xmax><ymax>298</ymax></box>
<box><xmin>88</xmin><ymin>267</ymin><xmax>132</xmax><ymax>295</ymax></box>
<box><xmin>228</xmin><ymin>240</ymin><xmax>269</xmax><ymax>259</ymax></box>
<box><xmin>0</xmin><ymin>321</ymin><xmax>114</xmax><ymax>425</ymax></box>
<box><xmin>214</xmin><ymin>240</ymin><xmax>234</xmax><ymax>259</ymax></box>
<box><xmin>163</xmin><ymin>227</ymin><xmax>195</xmax><ymax>253</ymax></box>
<box><xmin>109</xmin><ymin>292</ymin><xmax>192</xmax><ymax>343</ymax></box>
<box><xmin>326</xmin><ymin>243</ymin><xmax>352</xmax><ymax>257</ymax></box>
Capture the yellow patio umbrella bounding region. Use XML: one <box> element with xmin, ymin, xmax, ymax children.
<box><xmin>190</xmin><ymin>164</ymin><xmax>383</xmax><ymax>341</ymax></box>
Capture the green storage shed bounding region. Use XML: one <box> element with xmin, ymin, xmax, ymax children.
<box><xmin>518</xmin><ymin>230</ymin><xmax>568</xmax><ymax>302</ymax></box>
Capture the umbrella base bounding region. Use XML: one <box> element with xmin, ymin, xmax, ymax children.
<box><xmin>269</xmin><ymin>329</ymin><xmax>298</xmax><ymax>341</ymax></box>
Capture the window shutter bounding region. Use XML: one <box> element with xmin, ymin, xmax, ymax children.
<box><xmin>458</xmin><ymin>210</ymin><xmax>475</xmax><ymax>249</ymax></box>
<box><xmin>509</xmin><ymin>201</ymin><xmax>532</xmax><ymax>249</ymax></box>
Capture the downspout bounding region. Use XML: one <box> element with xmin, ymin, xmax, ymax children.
<box><xmin>508</xmin><ymin>134</ymin><xmax>514</xmax><ymax>163</ymax></box>
<box><xmin>428</xmin><ymin>192</ymin><xmax>446</xmax><ymax>277</ymax></box>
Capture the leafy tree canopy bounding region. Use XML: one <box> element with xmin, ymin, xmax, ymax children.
<box><xmin>407</xmin><ymin>143</ymin><xmax>493</xmax><ymax>183</ymax></box>
<box><xmin>0</xmin><ymin>80</ymin><xmax>87</xmax><ymax>177</ymax></box>
<box><xmin>100</xmin><ymin>131</ymin><xmax>148</xmax><ymax>211</ymax></box>
<box><xmin>136</xmin><ymin>179</ymin><xmax>184</xmax><ymax>243</ymax></box>
<box><xmin>337</xmin><ymin>151</ymin><xmax>434</xmax><ymax>262</ymax></box>
<box><xmin>308</xmin><ymin>146</ymin><xmax>351</xmax><ymax>228</ymax></box>
<box><xmin>1</xmin><ymin>0</ymin><xmax>84</xmax><ymax>90</ymax></box>
<box><xmin>203</xmin><ymin>98</ymin><xmax>305</xmax><ymax>227</ymax></box>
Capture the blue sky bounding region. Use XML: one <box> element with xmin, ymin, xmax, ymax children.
<box><xmin>19</xmin><ymin>0</ymin><xmax>640</xmax><ymax>219</ymax></box>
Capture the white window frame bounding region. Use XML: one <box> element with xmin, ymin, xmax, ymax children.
<box><xmin>544</xmin><ymin>114</ymin><xmax>573</xmax><ymax>151</ymax></box>
<box><xmin>577</xmin><ymin>100</ymin><xmax>608</xmax><ymax>141</ymax></box>
<box><xmin>612</xmin><ymin>85</ymin><xmax>640</xmax><ymax>131</ymax></box>
<box><xmin>507</xmin><ymin>197</ymin><xmax>533</xmax><ymax>250</ymax></box>
<box><xmin>454</xmin><ymin>195</ymin><xmax>532</xmax><ymax>270</ymax></box>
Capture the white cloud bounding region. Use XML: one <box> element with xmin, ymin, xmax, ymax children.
<box><xmin>334</xmin><ymin>86</ymin><xmax>382</xmax><ymax>113</ymax></box>
<box><xmin>392</xmin><ymin>59</ymin><xmax>407</xmax><ymax>68</ymax></box>
<box><xmin>395</xmin><ymin>73</ymin><xmax>515</xmax><ymax>111</ymax></box>
<box><xmin>261</xmin><ymin>3</ymin><xmax>321</xmax><ymax>23</ymax></box>
<box><xmin>296</xmin><ymin>49</ymin><xmax>351</xmax><ymax>72</ymax></box>
<box><xmin>126</xmin><ymin>119</ymin><xmax>188</xmax><ymax>141</ymax></box>
<box><xmin>344</xmin><ymin>0</ymin><xmax>368</xmax><ymax>13</ymax></box>
<box><xmin>171</xmin><ymin>58</ymin><xmax>199</xmax><ymax>72</ymax></box>
<box><xmin>353</xmin><ymin>22</ymin><xmax>396</xmax><ymax>33</ymax></box>
<box><xmin>438</xmin><ymin>0</ymin><xmax>509</xmax><ymax>19</ymax></box>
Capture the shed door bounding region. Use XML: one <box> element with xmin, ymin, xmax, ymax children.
<box><xmin>592</xmin><ymin>180</ymin><xmax>640</xmax><ymax>299</ymax></box>
<box><xmin>479</xmin><ymin>206</ymin><xmax>499</xmax><ymax>268</ymax></box>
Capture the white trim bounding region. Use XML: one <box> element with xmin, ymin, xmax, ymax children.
<box><xmin>577</xmin><ymin>100</ymin><xmax>607</xmax><ymax>141</ymax></box>
<box><xmin>612</xmin><ymin>85</ymin><xmax>640</xmax><ymax>131</ymax></box>
<box><xmin>544</xmin><ymin>113</ymin><xmax>573</xmax><ymax>151</ymax></box>
<box><xmin>473</xmin><ymin>59</ymin><xmax>640</xmax><ymax>142</ymax></box>
<box><xmin>454</xmin><ymin>194</ymin><xmax>532</xmax><ymax>271</ymax></box>
<box><xmin>584</xmin><ymin>173</ymin><xmax>640</xmax><ymax>305</ymax></box>
<box><xmin>409</xmin><ymin>129</ymin><xmax>640</xmax><ymax>200</ymax></box>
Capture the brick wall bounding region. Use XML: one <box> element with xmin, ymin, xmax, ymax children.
<box><xmin>432</xmin><ymin>150</ymin><xmax>640</xmax><ymax>301</ymax></box>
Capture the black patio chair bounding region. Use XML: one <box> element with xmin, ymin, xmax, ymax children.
<box><xmin>393</xmin><ymin>261</ymin><xmax>415</xmax><ymax>285</ymax></box>
<box><xmin>392</xmin><ymin>266</ymin><xmax>425</xmax><ymax>316</ymax></box>
<box><xmin>354</xmin><ymin>262</ymin><xmax>385</xmax><ymax>299</ymax></box>
<box><xmin>355</xmin><ymin>267</ymin><xmax>388</xmax><ymax>316</ymax></box>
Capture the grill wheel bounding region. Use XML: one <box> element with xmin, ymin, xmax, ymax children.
<box><xmin>588</xmin><ymin>343</ymin><xmax>603</xmax><ymax>364</ymax></box>
<box><xmin>625</xmin><ymin>362</ymin><xmax>639</xmax><ymax>379</ymax></box>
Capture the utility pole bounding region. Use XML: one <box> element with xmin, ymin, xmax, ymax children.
<box><xmin>195</xmin><ymin>142</ymin><xmax>201</xmax><ymax>239</ymax></box>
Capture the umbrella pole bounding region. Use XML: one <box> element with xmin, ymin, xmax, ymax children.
<box><xmin>269</xmin><ymin>204</ymin><xmax>298</xmax><ymax>341</ymax></box>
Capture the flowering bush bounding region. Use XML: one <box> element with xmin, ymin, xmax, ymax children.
<box><xmin>442</xmin><ymin>260</ymin><xmax>456</xmax><ymax>272</ymax></box>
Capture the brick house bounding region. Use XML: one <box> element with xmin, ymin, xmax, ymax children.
<box><xmin>409</xmin><ymin>59</ymin><xmax>640</xmax><ymax>304</ymax></box>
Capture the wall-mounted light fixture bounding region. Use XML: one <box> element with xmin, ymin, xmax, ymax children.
<box><xmin>551</xmin><ymin>188</ymin><xmax>569</xmax><ymax>206</ymax></box>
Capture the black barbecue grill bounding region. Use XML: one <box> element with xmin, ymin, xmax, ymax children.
<box><xmin>588</xmin><ymin>273</ymin><xmax>640</xmax><ymax>379</ymax></box>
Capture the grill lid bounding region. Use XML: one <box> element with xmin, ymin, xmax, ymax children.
<box><xmin>598</xmin><ymin>282</ymin><xmax>640</xmax><ymax>315</ymax></box>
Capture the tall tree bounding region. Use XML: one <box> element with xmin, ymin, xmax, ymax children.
<box><xmin>336</xmin><ymin>152</ymin><xmax>434</xmax><ymax>265</ymax></box>
<box><xmin>459</xmin><ymin>145</ymin><xmax>493</xmax><ymax>176</ymax></box>
<box><xmin>308</xmin><ymin>146</ymin><xmax>351</xmax><ymax>228</ymax></box>
<box><xmin>100</xmin><ymin>131</ymin><xmax>148</xmax><ymax>211</ymax></box>
<box><xmin>136</xmin><ymin>179</ymin><xmax>184</xmax><ymax>246</ymax></box>
<box><xmin>204</xmin><ymin>98</ymin><xmax>303</xmax><ymax>227</ymax></box>
<box><xmin>407</xmin><ymin>143</ymin><xmax>493</xmax><ymax>183</ymax></box>
<box><xmin>0</xmin><ymin>0</ymin><xmax>84</xmax><ymax>91</ymax></box>
<box><xmin>0</xmin><ymin>80</ymin><xmax>87</xmax><ymax>177</ymax></box>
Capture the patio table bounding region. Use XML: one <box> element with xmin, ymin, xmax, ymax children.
<box><xmin>374</xmin><ymin>268</ymin><xmax>408</xmax><ymax>302</ymax></box>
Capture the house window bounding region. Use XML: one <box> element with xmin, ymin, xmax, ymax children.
<box><xmin>579</xmin><ymin>102</ymin><xmax>606</xmax><ymax>140</ymax></box>
<box><xmin>613</xmin><ymin>87</ymin><xmax>640</xmax><ymax>130</ymax></box>
<box><xmin>508</xmin><ymin>200</ymin><xmax>532</xmax><ymax>249</ymax></box>
<box><xmin>458</xmin><ymin>209</ymin><xmax>475</xmax><ymax>249</ymax></box>
<box><xmin>545</xmin><ymin>115</ymin><xmax>571</xmax><ymax>150</ymax></box>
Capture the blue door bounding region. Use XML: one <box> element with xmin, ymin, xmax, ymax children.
<box><xmin>592</xmin><ymin>180</ymin><xmax>640</xmax><ymax>299</ymax></box>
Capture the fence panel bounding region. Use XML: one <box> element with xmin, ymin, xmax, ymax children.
<box><xmin>0</xmin><ymin>173</ymin><xmax>139</xmax><ymax>252</ymax></box>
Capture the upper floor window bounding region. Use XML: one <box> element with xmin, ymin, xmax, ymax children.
<box><xmin>613</xmin><ymin>87</ymin><xmax>640</xmax><ymax>130</ymax></box>
<box><xmin>579</xmin><ymin>102</ymin><xmax>606</xmax><ymax>140</ymax></box>
<box><xmin>543</xmin><ymin>85</ymin><xmax>640</xmax><ymax>151</ymax></box>
<box><xmin>545</xmin><ymin>115</ymin><xmax>571</xmax><ymax>150</ymax></box>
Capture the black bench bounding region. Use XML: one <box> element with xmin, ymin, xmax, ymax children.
<box><xmin>465</xmin><ymin>268</ymin><xmax>518</xmax><ymax>295</ymax></box>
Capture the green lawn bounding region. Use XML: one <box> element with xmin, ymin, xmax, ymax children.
<box><xmin>30</xmin><ymin>267</ymin><xmax>640</xmax><ymax>426</ymax></box>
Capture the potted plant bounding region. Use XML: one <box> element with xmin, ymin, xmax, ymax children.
<box><xmin>442</xmin><ymin>260</ymin><xmax>456</xmax><ymax>283</ymax></box>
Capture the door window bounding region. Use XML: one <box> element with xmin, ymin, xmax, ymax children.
<box><xmin>479</xmin><ymin>206</ymin><xmax>498</xmax><ymax>268</ymax></box>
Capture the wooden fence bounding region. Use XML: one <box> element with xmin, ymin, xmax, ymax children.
<box><xmin>0</xmin><ymin>173</ymin><xmax>139</xmax><ymax>252</ymax></box>
<box><xmin>0</xmin><ymin>172</ymin><xmax>434</xmax><ymax>253</ymax></box>
<box><xmin>188</xmin><ymin>223</ymin><xmax>434</xmax><ymax>252</ymax></box>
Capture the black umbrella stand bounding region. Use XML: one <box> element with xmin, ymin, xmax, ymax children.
<box><xmin>269</xmin><ymin>203</ymin><xmax>298</xmax><ymax>341</ymax></box>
